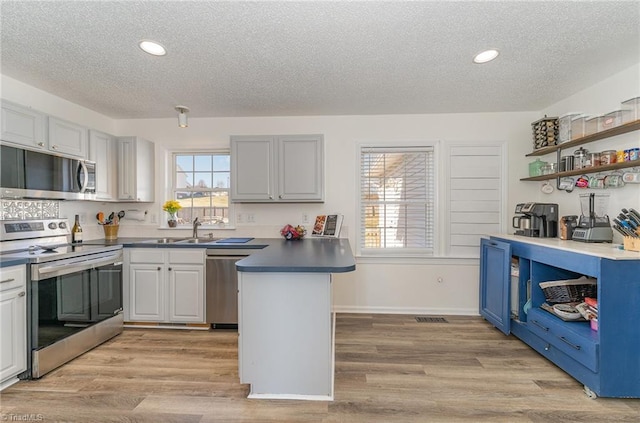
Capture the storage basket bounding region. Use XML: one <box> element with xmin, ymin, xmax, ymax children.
<box><xmin>539</xmin><ymin>277</ymin><xmax>597</xmax><ymax>304</ymax></box>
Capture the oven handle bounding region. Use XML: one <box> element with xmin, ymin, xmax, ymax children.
<box><xmin>33</xmin><ymin>253</ymin><xmax>122</xmax><ymax>280</ymax></box>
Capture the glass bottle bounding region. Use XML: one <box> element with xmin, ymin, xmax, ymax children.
<box><xmin>72</xmin><ymin>214</ymin><xmax>83</xmax><ymax>243</ymax></box>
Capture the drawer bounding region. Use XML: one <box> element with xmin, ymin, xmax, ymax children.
<box><xmin>128</xmin><ymin>249</ymin><xmax>164</xmax><ymax>264</ymax></box>
<box><xmin>0</xmin><ymin>265</ymin><xmax>26</xmax><ymax>292</ymax></box>
<box><xmin>168</xmin><ymin>249</ymin><xmax>204</xmax><ymax>265</ymax></box>
<box><xmin>528</xmin><ymin>308</ymin><xmax>599</xmax><ymax>372</ymax></box>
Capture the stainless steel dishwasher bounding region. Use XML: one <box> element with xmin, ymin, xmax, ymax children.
<box><xmin>205</xmin><ymin>248</ymin><xmax>254</xmax><ymax>329</ymax></box>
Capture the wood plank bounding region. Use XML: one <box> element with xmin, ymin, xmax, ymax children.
<box><xmin>1</xmin><ymin>314</ymin><xmax>638</xmax><ymax>421</ymax></box>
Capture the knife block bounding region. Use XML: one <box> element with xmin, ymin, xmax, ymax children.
<box><xmin>623</xmin><ymin>236</ymin><xmax>640</xmax><ymax>252</ymax></box>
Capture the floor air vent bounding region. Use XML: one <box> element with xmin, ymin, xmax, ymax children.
<box><xmin>415</xmin><ymin>316</ymin><xmax>448</xmax><ymax>323</ymax></box>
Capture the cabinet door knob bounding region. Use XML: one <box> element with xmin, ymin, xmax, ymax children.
<box><xmin>18</xmin><ymin>291</ymin><xmax>25</xmax><ymax>297</ymax></box>
<box><xmin>37</xmin><ymin>142</ymin><xmax>45</xmax><ymax>147</ymax></box>
<box><xmin>168</xmin><ymin>267</ymin><xmax>172</xmax><ymax>271</ymax></box>
<box><xmin>269</xmin><ymin>195</ymin><xmax>273</xmax><ymax>200</ymax></box>
<box><xmin>51</xmin><ymin>145</ymin><xmax>58</xmax><ymax>150</ymax></box>
<box><xmin>157</xmin><ymin>267</ymin><xmax>161</xmax><ymax>271</ymax></box>
<box><xmin>279</xmin><ymin>195</ymin><xmax>282</xmax><ymax>199</ymax></box>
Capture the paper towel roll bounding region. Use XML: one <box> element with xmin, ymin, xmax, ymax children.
<box><xmin>125</xmin><ymin>210</ymin><xmax>146</xmax><ymax>221</ymax></box>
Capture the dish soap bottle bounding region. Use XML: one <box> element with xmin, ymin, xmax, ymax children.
<box><xmin>72</xmin><ymin>214</ymin><xmax>83</xmax><ymax>244</ymax></box>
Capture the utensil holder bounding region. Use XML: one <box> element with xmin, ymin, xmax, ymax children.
<box><xmin>103</xmin><ymin>225</ymin><xmax>119</xmax><ymax>240</ymax></box>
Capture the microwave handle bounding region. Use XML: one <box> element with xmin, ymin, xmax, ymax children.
<box><xmin>77</xmin><ymin>160</ymin><xmax>89</xmax><ymax>193</ymax></box>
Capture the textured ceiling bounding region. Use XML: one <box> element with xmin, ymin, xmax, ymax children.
<box><xmin>1</xmin><ymin>1</ymin><xmax>639</xmax><ymax>119</ymax></box>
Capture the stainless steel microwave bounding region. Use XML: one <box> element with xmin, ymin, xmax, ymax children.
<box><xmin>0</xmin><ymin>144</ymin><xmax>96</xmax><ymax>200</ymax></box>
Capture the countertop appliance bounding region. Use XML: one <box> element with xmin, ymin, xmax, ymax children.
<box><xmin>513</xmin><ymin>202</ymin><xmax>559</xmax><ymax>238</ymax></box>
<box><xmin>205</xmin><ymin>243</ymin><xmax>262</xmax><ymax>329</ymax></box>
<box><xmin>0</xmin><ymin>144</ymin><xmax>96</xmax><ymax>200</ymax></box>
<box><xmin>572</xmin><ymin>193</ymin><xmax>613</xmax><ymax>243</ymax></box>
<box><xmin>0</xmin><ymin>219</ymin><xmax>122</xmax><ymax>378</ymax></box>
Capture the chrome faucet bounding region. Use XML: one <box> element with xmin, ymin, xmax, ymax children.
<box><xmin>192</xmin><ymin>217</ymin><xmax>202</xmax><ymax>238</ymax></box>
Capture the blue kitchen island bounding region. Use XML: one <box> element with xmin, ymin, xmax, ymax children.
<box><xmin>236</xmin><ymin>238</ymin><xmax>355</xmax><ymax>401</ymax></box>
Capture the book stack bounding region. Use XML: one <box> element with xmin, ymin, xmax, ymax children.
<box><xmin>576</xmin><ymin>297</ymin><xmax>598</xmax><ymax>331</ymax></box>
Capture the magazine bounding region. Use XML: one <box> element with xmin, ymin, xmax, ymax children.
<box><xmin>312</xmin><ymin>214</ymin><xmax>343</xmax><ymax>237</ymax></box>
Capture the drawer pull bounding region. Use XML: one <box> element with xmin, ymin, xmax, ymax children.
<box><xmin>1</xmin><ymin>278</ymin><xmax>15</xmax><ymax>284</ymax></box>
<box><xmin>18</xmin><ymin>291</ymin><xmax>25</xmax><ymax>297</ymax></box>
<box><xmin>559</xmin><ymin>336</ymin><xmax>581</xmax><ymax>350</ymax></box>
<box><xmin>531</xmin><ymin>319</ymin><xmax>549</xmax><ymax>332</ymax></box>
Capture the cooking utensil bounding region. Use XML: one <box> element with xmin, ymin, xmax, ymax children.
<box><xmin>626</xmin><ymin>208</ymin><xmax>640</xmax><ymax>225</ymax></box>
<box><xmin>96</xmin><ymin>212</ymin><xmax>104</xmax><ymax>224</ymax></box>
<box><xmin>106</xmin><ymin>212</ymin><xmax>115</xmax><ymax>225</ymax></box>
<box><xmin>117</xmin><ymin>210</ymin><xmax>125</xmax><ymax>220</ymax></box>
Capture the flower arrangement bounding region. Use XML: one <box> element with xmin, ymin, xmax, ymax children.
<box><xmin>163</xmin><ymin>200</ymin><xmax>182</xmax><ymax>227</ymax></box>
<box><xmin>162</xmin><ymin>200</ymin><xmax>182</xmax><ymax>214</ymax></box>
<box><xmin>280</xmin><ymin>224</ymin><xmax>306</xmax><ymax>240</ymax></box>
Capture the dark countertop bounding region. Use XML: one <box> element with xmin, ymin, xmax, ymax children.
<box><xmin>0</xmin><ymin>257</ymin><xmax>29</xmax><ymax>268</ymax></box>
<box><xmin>82</xmin><ymin>236</ymin><xmax>356</xmax><ymax>273</ymax></box>
<box><xmin>235</xmin><ymin>238</ymin><xmax>355</xmax><ymax>273</ymax></box>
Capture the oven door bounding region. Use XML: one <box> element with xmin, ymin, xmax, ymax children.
<box><xmin>30</xmin><ymin>250</ymin><xmax>123</xmax><ymax>377</ymax></box>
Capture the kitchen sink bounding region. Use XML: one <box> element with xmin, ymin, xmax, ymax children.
<box><xmin>143</xmin><ymin>237</ymin><xmax>187</xmax><ymax>244</ymax></box>
<box><xmin>176</xmin><ymin>237</ymin><xmax>220</xmax><ymax>244</ymax></box>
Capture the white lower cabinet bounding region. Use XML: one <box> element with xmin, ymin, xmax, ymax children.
<box><xmin>124</xmin><ymin>249</ymin><xmax>204</xmax><ymax>324</ymax></box>
<box><xmin>0</xmin><ymin>265</ymin><xmax>27</xmax><ymax>390</ymax></box>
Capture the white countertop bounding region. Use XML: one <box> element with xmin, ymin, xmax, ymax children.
<box><xmin>490</xmin><ymin>234</ymin><xmax>640</xmax><ymax>261</ymax></box>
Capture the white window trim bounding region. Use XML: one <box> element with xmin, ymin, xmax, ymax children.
<box><xmin>355</xmin><ymin>141</ymin><xmax>440</xmax><ymax>258</ymax></box>
<box><xmin>168</xmin><ymin>149</ymin><xmax>235</xmax><ymax>230</ymax></box>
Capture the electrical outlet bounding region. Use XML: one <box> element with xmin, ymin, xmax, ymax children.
<box><xmin>302</xmin><ymin>213</ymin><xmax>309</xmax><ymax>224</ymax></box>
<box><xmin>247</xmin><ymin>213</ymin><xmax>255</xmax><ymax>223</ymax></box>
<box><xmin>237</xmin><ymin>213</ymin><xmax>244</xmax><ymax>223</ymax></box>
<box><xmin>150</xmin><ymin>213</ymin><xmax>157</xmax><ymax>224</ymax></box>
<box><xmin>79</xmin><ymin>213</ymin><xmax>86</xmax><ymax>224</ymax></box>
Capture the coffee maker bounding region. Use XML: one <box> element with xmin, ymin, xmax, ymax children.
<box><xmin>513</xmin><ymin>202</ymin><xmax>559</xmax><ymax>238</ymax></box>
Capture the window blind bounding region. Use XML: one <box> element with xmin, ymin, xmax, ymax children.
<box><xmin>360</xmin><ymin>146</ymin><xmax>435</xmax><ymax>254</ymax></box>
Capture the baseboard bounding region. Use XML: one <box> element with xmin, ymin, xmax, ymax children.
<box><xmin>332</xmin><ymin>305</ymin><xmax>479</xmax><ymax>316</ymax></box>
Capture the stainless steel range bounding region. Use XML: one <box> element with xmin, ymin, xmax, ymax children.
<box><xmin>0</xmin><ymin>219</ymin><xmax>123</xmax><ymax>378</ymax></box>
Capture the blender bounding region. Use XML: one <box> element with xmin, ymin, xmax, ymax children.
<box><xmin>572</xmin><ymin>193</ymin><xmax>613</xmax><ymax>243</ymax></box>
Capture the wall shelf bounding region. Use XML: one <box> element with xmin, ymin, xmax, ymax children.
<box><xmin>521</xmin><ymin>159</ymin><xmax>640</xmax><ymax>181</ymax></box>
<box><xmin>526</xmin><ymin>119</ymin><xmax>640</xmax><ymax>157</ymax></box>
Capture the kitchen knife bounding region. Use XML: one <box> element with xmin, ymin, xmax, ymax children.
<box><xmin>613</xmin><ymin>225</ymin><xmax>629</xmax><ymax>238</ymax></box>
<box><xmin>617</xmin><ymin>213</ymin><xmax>638</xmax><ymax>229</ymax></box>
<box><xmin>613</xmin><ymin>218</ymin><xmax>637</xmax><ymax>237</ymax></box>
<box><xmin>629</xmin><ymin>208</ymin><xmax>640</xmax><ymax>224</ymax></box>
<box><xmin>624</xmin><ymin>208</ymin><xmax>640</xmax><ymax>226</ymax></box>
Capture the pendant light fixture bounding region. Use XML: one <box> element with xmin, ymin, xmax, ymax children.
<box><xmin>175</xmin><ymin>105</ymin><xmax>190</xmax><ymax>128</ymax></box>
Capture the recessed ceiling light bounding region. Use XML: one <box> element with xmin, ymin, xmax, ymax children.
<box><xmin>473</xmin><ymin>49</ymin><xmax>499</xmax><ymax>64</ymax></box>
<box><xmin>138</xmin><ymin>40</ymin><xmax>166</xmax><ymax>56</ymax></box>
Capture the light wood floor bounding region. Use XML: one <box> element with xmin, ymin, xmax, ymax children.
<box><xmin>1</xmin><ymin>314</ymin><xmax>639</xmax><ymax>422</ymax></box>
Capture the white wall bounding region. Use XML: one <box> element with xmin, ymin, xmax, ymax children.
<box><xmin>3</xmin><ymin>61</ymin><xmax>637</xmax><ymax>315</ymax></box>
<box><xmin>116</xmin><ymin>111</ymin><xmax>538</xmax><ymax>315</ymax></box>
<box><xmin>539</xmin><ymin>63</ymin><xmax>640</xmax><ymax>244</ymax></box>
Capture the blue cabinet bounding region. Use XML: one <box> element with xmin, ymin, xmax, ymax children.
<box><xmin>479</xmin><ymin>238</ymin><xmax>511</xmax><ymax>335</ymax></box>
<box><xmin>480</xmin><ymin>235</ymin><xmax>640</xmax><ymax>398</ymax></box>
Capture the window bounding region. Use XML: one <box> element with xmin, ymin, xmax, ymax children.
<box><xmin>359</xmin><ymin>146</ymin><xmax>435</xmax><ymax>256</ymax></box>
<box><xmin>171</xmin><ymin>152</ymin><xmax>231</xmax><ymax>227</ymax></box>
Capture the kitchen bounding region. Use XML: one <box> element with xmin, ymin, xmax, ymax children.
<box><xmin>1</xmin><ymin>1</ymin><xmax>640</xmax><ymax>421</ymax></box>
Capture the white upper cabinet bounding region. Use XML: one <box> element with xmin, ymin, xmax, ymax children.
<box><xmin>1</xmin><ymin>100</ymin><xmax>47</xmax><ymax>149</ymax></box>
<box><xmin>117</xmin><ymin>136</ymin><xmax>155</xmax><ymax>202</ymax></box>
<box><xmin>47</xmin><ymin>117</ymin><xmax>88</xmax><ymax>158</ymax></box>
<box><xmin>1</xmin><ymin>100</ymin><xmax>88</xmax><ymax>159</ymax></box>
<box><xmin>231</xmin><ymin>134</ymin><xmax>324</xmax><ymax>202</ymax></box>
<box><xmin>89</xmin><ymin>129</ymin><xmax>117</xmax><ymax>201</ymax></box>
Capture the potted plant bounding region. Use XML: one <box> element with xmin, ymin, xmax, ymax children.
<box><xmin>162</xmin><ymin>200</ymin><xmax>182</xmax><ymax>228</ymax></box>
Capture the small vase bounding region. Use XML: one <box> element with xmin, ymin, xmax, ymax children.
<box><xmin>167</xmin><ymin>212</ymin><xmax>177</xmax><ymax>228</ymax></box>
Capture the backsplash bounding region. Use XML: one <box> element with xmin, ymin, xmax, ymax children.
<box><xmin>0</xmin><ymin>199</ymin><xmax>59</xmax><ymax>220</ymax></box>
